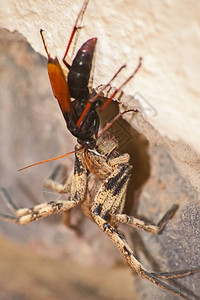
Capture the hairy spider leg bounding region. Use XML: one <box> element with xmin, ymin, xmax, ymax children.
<box><xmin>0</xmin><ymin>148</ymin><xmax>87</xmax><ymax>225</ymax></box>
<box><xmin>92</xmin><ymin>212</ymin><xmax>199</xmax><ymax>300</ymax></box>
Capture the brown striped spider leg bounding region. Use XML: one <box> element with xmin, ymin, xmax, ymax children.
<box><xmin>0</xmin><ymin>147</ymin><xmax>87</xmax><ymax>225</ymax></box>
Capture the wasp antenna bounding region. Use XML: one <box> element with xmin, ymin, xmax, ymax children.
<box><xmin>40</xmin><ymin>29</ymin><xmax>50</xmax><ymax>59</ymax></box>
<box><xmin>18</xmin><ymin>149</ymin><xmax>81</xmax><ymax>171</ymax></box>
<box><xmin>100</xmin><ymin>57</ymin><xmax>142</xmax><ymax>111</ymax></box>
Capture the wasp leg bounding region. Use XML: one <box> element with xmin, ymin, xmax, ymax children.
<box><xmin>62</xmin><ymin>0</ymin><xmax>89</xmax><ymax>68</ymax></box>
<box><xmin>113</xmin><ymin>204</ymin><xmax>179</xmax><ymax>234</ymax></box>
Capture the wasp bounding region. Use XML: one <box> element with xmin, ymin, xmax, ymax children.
<box><xmin>0</xmin><ymin>1</ymin><xmax>199</xmax><ymax>299</ymax></box>
<box><xmin>40</xmin><ymin>0</ymin><xmax>103</xmax><ymax>148</ymax></box>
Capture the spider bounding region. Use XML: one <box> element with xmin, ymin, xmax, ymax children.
<box><xmin>0</xmin><ymin>134</ymin><xmax>199</xmax><ymax>299</ymax></box>
<box><xmin>0</xmin><ymin>1</ymin><xmax>199</xmax><ymax>299</ymax></box>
